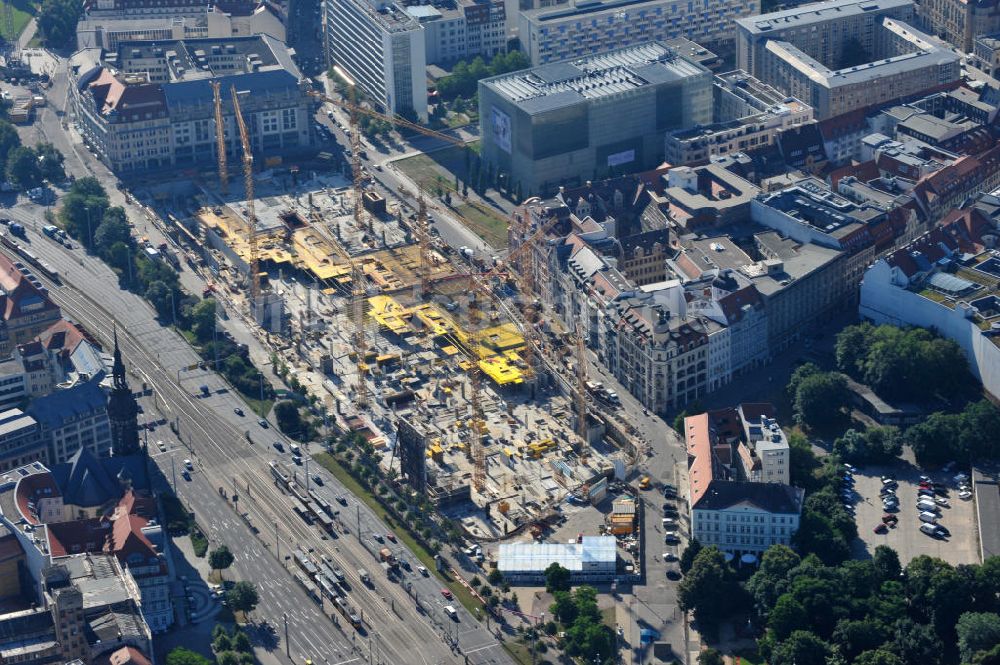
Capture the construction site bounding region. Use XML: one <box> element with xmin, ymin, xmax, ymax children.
<box><xmin>141</xmin><ymin>87</ymin><xmax>637</xmax><ymax>541</ymax></box>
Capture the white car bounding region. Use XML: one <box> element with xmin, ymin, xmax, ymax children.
<box><xmin>663</xmin><ymin>552</ymin><xmax>678</xmax><ymax>562</ymax></box>
<box><xmin>157</xmin><ymin>440</ymin><xmax>166</xmax><ymax>452</ymax></box>
<box><xmin>959</xmin><ymin>490</ymin><xmax>973</xmax><ymax>500</ymax></box>
<box><xmin>935</xmin><ymin>497</ymin><xmax>950</xmax><ymax>507</ymax></box>
<box><xmin>184</xmin><ymin>459</ymin><xmax>193</xmax><ymax>470</ymax></box>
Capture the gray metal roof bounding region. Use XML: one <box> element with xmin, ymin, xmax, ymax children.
<box><xmin>483</xmin><ymin>41</ymin><xmax>708</xmax><ymax>113</ymax></box>
<box><xmin>497</xmin><ymin>536</ymin><xmax>616</xmax><ymax>573</ymax></box>
<box><xmin>736</xmin><ymin>0</ymin><xmax>912</xmax><ymax>35</ymax></box>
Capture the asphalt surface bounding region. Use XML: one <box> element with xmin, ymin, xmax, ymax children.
<box><xmin>8</xmin><ymin>58</ymin><xmax>512</xmax><ymax>665</ymax></box>
<box><xmin>13</xmin><ymin>54</ymin><xmax>693</xmax><ymax>664</ymax></box>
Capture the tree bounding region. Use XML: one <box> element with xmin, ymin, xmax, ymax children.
<box><xmin>873</xmin><ymin>545</ymin><xmax>902</xmax><ymax>582</ymax></box>
<box><xmin>768</xmin><ymin>594</ymin><xmax>808</xmax><ymax>641</ymax></box>
<box><xmin>216</xmin><ymin>653</ymin><xmax>240</xmax><ymax>665</ymax></box>
<box><xmin>212</xmin><ymin>631</ymin><xmax>232</xmax><ymax>653</ymax></box>
<box><xmin>957</xmin><ymin>613</ymin><xmax>1000</xmax><ymax>664</ymax></box>
<box><xmin>0</xmin><ymin>121</ymin><xmax>20</xmax><ymax>171</ymax></box>
<box><xmin>38</xmin><ymin>0</ymin><xmax>84</xmax><ymax>48</ymax></box>
<box><xmin>835</xmin><ymin>322</ymin><xmax>874</xmax><ymax>377</ymax></box>
<box><xmin>907</xmin><ymin>412</ymin><xmax>963</xmax><ymax>467</ymax></box>
<box><xmin>793</xmin><ymin>510</ymin><xmax>850</xmax><ymax>565</ymax></box>
<box><xmin>226</xmin><ymin>581</ymin><xmax>259</xmax><ymax>615</ymax></box>
<box><xmin>747</xmin><ymin>544</ymin><xmax>800</xmax><ymax>614</ymax></box>
<box><xmin>145</xmin><ymin>281</ymin><xmax>175</xmax><ymax>321</ymax></box>
<box><xmin>550</xmin><ymin>590</ymin><xmax>577</xmax><ymax>624</ymax></box>
<box><xmin>209</xmin><ymin>545</ymin><xmax>235</xmax><ymax>577</ymax></box>
<box><xmin>544</xmin><ymin>562</ymin><xmax>571</xmax><ymax>593</ymax></box>
<box><xmin>487</xmin><ymin>568</ymin><xmax>503</xmax><ymax>585</ymax></box>
<box><xmin>793</xmin><ymin>371</ymin><xmax>849</xmax><ymax>430</ymax></box>
<box><xmin>854</xmin><ymin>650</ymin><xmax>904</xmax><ymax>665</ymax></box>
<box><xmin>231</xmin><ymin>630</ymin><xmax>251</xmax><ymax>653</ymax></box>
<box><xmin>892</xmin><ymin>617</ymin><xmax>944</xmax><ymax>665</ymax></box>
<box><xmin>832</xmin><ymin>619</ymin><xmax>889</xmax><ymax>662</ymax></box>
<box><xmin>697</xmin><ymin>648</ymin><xmax>725</xmax><ymax>665</ymax></box>
<box><xmin>787</xmin><ymin>362</ymin><xmax>821</xmax><ymax>397</ymax></box>
<box><xmin>166</xmin><ymin>648</ymin><xmax>212</xmax><ymax>665</ymax></box>
<box><xmin>94</xmin><ymin>209</ymin><xmax>132</xmax><ymax>254</ymax></box>
<box><xmin>770</xmin><ymin>631</ymin><xmax>832</xmax><ymax>665</ymax></box>
<box><xmin>190</xmin><ymin>298</ymin><xmax>217</xmax><ymax>341</ymax></box>
<box><xmin>679</xmin><ymin>538</ymin><xmax>702</xmax><ymax>574</ymax></box>
<box><xmin>35</xmin><ymin>143</ymin><xmax>65</xmax><ymax>182</ymax></box>
<box><xmin>677</xmin><ymin>546</ymin><xmax>743</xmax><ymax>637</ymax></box>
<box><xmin>5</xmin><ymin>146</ymin><xmax>42</xmax><ymax>189</ymax></box>
<box><xmin>274</xmin><ymin>400</ymin><xmax>305</xmax><ymax>439</ymax></box>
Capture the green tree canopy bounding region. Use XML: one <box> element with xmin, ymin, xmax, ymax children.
<box><xmin>38</xmin><ymin>0</ymin><xmax>84</xmax><ymax>48</ymax></box>
<box><xmin>274</xmin><ymin>400</ymin><xmax>305</xmax><ymax>439</ymax></box>
<box><xmin>5</xmin><ymin>146</ymin><xmax>41</xmax><ymax>189</ymax></box>
<box><xmin>770</xmin><ymin>630</ymin><xmax>832</xmax><ymax>665</ymax></box>
<box><xmin>208</xmin><ymin>545</ymin><xmax>235</xmax><ymax>574</ymax></box>
<box><xmin>958</xmin><ymin>612</ymin><xmax>1000</xmax><ymax>664</ymax></box>
<box><xmin>226</xmin><ymin>581</ymin><xmax>259</xmax><ymax>615</ymax></box>
<box><xmin>190</xmin><ymin>298</ymin><xmax>217</xmax><ymax>341</ymax></box>
<box><xmin>677</xmin><ymin>546</ymin><xmax>744</xmax><ymax>636</ymax></box>
<box><xmin>166</xmin><ymin>648</ymin><xmax>212</xmax><ymax>665</ymax></box>
<box><xmin>697</xmin><ymin>648</ymin><xmax>724</xmax><ymax>665</ymax></box>
<box><xmin>679</xmin><ymin>538</ymin><xmax>702</xmax><ymax>574</ymax></box>
<box><xmin>35</xmin><ymin>142</ymin><xmax>65</xmax><ymax>182</ymax></box>
<box><xmin>793</xmin><ymin>371</ymin><xmax>850</xmax><ymax>430</ymax></box>
<box><xmin>544</xmin><ymin>562</ymin><xmax>571</xmax><ymax>593</ymax></box>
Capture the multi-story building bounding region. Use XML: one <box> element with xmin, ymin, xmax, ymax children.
<box><xmin>973</xmin><ymin>32</ymin><xmax>1000</xmax><ymax>76</ymax></box>
<box><xmin>479</xmin><ymin>42</ymin><xmax>712</xmax><ymax>195</ymax></box>
<box><xmin>736</xmin><ymin>0</ymin><xmax>961</xmax><ymax>120</ymax></box>
<box><xmin>650</xmin><ymin>162</ymin><xmax>760</xmax><ymax>231</ymax></box>
<box><xmin>27</xmin><ymin>379</ymin><xmax>113</xmax><ymax>464</ymax></box>
<box><xmin>517</xmin><ymin>0</ymin><xmax>758</xmax><ymax>66</ymax></box>
<box><xmin>77</xmin><ymin>2</ymin><xmax>286</xmax><ymax>49</ymax></box>
<box><xmin>0</xmin><ymin>254</ymin><xmax>63</xmax><ymax>358</ymax></box>
<box><xmin>665</xmin><ymin>70</ymin><xmax>813</xmax><ymax>166</ymax></box>
<box><xmin>917</xmin><ymin>0</ymin><xmax>1000</xmax><ymax>52</ymax></box>
<box><xmin>0</xmin><ymin>409</ymin><xmax>43</xmax><ymax>471</ymax></box>
<box><xmin>324</xmin><ymin>0</ymin><xmax>428</xmax><ymax>119</ymax></box>
<box><xmin>736</xmin><ymin>0</ymin><xmax>915</xmax><ymax>74</ymax></box>
<box><xmin>686</xmin><ymin>407</ymin><xmax>803</xmax><ymax>555</ymax></box>
<box><xmin>404</xmin><ymin>0</ymin><xmax>505</xmax><ymax>65</ymax></box>
<box><xmin>71</xmin><ymin>35</ymin><xmax>315</xmax><ymax>174</ymax></box>
<box><xmin>859</xmin><ymin>202</ymin><xmax>1000</xmax><ymax>400</ymax></box>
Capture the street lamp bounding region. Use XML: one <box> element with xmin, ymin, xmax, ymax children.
<box><xmin>84</xmin><ymin>206</ymin><xmax>93</xmax><ymax>250</ymax></box>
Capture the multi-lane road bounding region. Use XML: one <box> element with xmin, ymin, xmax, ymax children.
<box><xmin>4</xmin><ymin>221</ymin><xmax>511</xmax><ymax>665</ymax></box>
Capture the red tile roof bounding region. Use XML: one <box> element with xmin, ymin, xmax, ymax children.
<box><xmin>686</xmin><ymin>413</ymin><xmax>713</xmax><ymax>506</ymax></box>
<box><xmin>14</xmin><ymin>472</ymin><xmax>61</xmax><ymax>525</ymax></box>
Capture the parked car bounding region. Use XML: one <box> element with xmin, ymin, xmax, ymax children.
<box><xmin>935</xmin><ymin>497</ymin><xmax>950</xmax><ymax>507</ymax></box>
<box><xmin>935</xmin><ymin>524</ymin><xmax>951</xmax><ymax>537</ymax></box>
<box><xmin>959</xmin><ymin>490</ymin><xmax>973</xmax><ymax>500</ymax></box>
<box><xmin>874</xmin><ymin>523</ymin><xmax>888</xmax><ymax>534</ymax></box>
<box><xmin>920</xmin><ymin>523</ymin><xmax>943</xmax><ymax>538</ymax></box>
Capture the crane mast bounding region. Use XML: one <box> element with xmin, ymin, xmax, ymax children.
<box><xmin>230</xmin><ymin>85</ymin><xmax>261</xmax><ymax>306</ymax></box>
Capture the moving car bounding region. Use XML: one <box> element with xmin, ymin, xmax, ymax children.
<box><xmin>258</xmin><ymin>418</ymin><xmax>269</xmax><ymax>428</ymax></box>
<box><xmin>440</xmin><ymin>589</ymin><xmax>453</xmax><ymax>600</ymax></box>
<box><xmin>234</xmin><ymin>407</ymin><xmax>244</xmax><ymax>417</ymax></box>
<box><xmin>184</xmin><ymin>459</ymin><xmax>193</xmax><ymax>470</ymax></box>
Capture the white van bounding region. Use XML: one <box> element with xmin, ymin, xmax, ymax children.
<box><xmin>290</xmin><ymin>443</ymin><xmax>301</xmax><ymax>456</ymax></box>
<box><xmin>444</xmin><ymin>605</ymin><xmax>458</xmax><ymax>620</ymax></box>
<box><xmin>920</xmin><ymin>523</ymin><xmax>940</xmax><ymax>537</ymax></box>
<box><xmin>919</xmin><ymin>511</ymin><xmax>938</xmax><ymax>523</ymax></box>
<box><xmin>917</xmin><ymin>500</ymin><xmax>938</xmax><ymax>512</ymax></box>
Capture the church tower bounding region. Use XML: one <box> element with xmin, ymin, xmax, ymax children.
<box><xmin>107</xmin><ymin>329</ymin><xmax>141</xmax><ymax>456</ymax></box>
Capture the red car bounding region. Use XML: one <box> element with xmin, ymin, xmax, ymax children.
<box><xmin>441</xmin><ymin>589</ymin><xmax>453</xmax><ymax>600</ymax></box>
<box><xmin>874</xmin><ymin>523</ymin><xmax>888</xmax><ymax>534</ymax></box>
<box><xmin>386</xmin><ymin>532</ymin><xmax>397</xmax><ymax>543</ymax></box>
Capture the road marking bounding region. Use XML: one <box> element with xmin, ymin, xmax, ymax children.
<box><xmin>464</xmin><ymin>643</ymin><xmax>503</xmax><ymax>655</ymax></box>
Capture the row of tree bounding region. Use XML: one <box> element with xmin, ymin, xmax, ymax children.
<box><xmin>435</xmin><ymin>51</ymin><xmax>530</xmax><ymax>101</ymax></box>
<box><xmin>547</xmin><ymin>579</ymin><xmax>615</xmax><ymax>662</ymax></box>
<box><xmin>835</xmin><ymin>323</ymin><xmax>971</xmax><ymax>403</ymax></box>
<box><xmin>682</xmin><ymin>541</ymin><xmax>1000</xmax><ymax>665</ymax></box>
<box><xmin>907</xmin><ymin>399</ymin><xmax>1000</xmax><ymax>467</ymax></box>
<box><xmin>58</xmin><ymin>178</ymin><xmax>275</xmax><ymax>406</ymax></box>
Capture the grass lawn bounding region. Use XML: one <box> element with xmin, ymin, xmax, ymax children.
<box><xmin>0</xmin><ymin>0</ymin><xmax>33</xmax><ymax>43</ymax></box>
<box><xmin>733</xmin><ymin>647</ymin><xmax>766</xmax><ymax>665</ymax></box>
<box><xmin>394</xmin><ymin>143</ymin><xmax>510</xmax><ymax>248</ymax></box>
<box><xmin>312</xmin><ymin>452</ymin><xmax>485</xmax><ymax>617</ymax></box>
<box><xmin>190</xmin><ymin>526</ymin><xmax>208</xmax><ymax>557</ymax></box>
<box><xmin>455</xmin><ymin>202</ymin><xmax>509</xmax><ymax>249</ymax></box>
<box><xmin>244</xmin><ymin>397</ymin><xmax>273</xmax><ymax>419</ymax></box>
<box><xmin>502</xmin><ymin>639</ymin><xmax>534</xmax><ymax>665</ymax></box>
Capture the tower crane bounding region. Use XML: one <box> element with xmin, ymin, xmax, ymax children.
<box><xmin>212</xmin><ymin>81</ymin><xmax>229</xmax><ymax>194</ymax></box>
<box><xmin>230</xmin><ymin>85</ymin><xmax>261</xmax><ymax>308</ymax></box>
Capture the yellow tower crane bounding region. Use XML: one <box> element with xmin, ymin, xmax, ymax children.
<box><xmin>230</xmin><ymin>85</ymin><xmax>261</xmax><ymax>307</ymax></box>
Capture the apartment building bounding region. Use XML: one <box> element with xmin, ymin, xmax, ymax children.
<box><xmin>77</xmin><ymin>3</ymin><xmax>286</xmax><ymax>49</ymax></box>
<box><xmin>404</xmin><ymin>0</ymin><xmax>505</xmax><ymax>65</ymax></box>
<box><xmin>479</xmin><ymin>42</ymin><xmax>712</xmax><ymax>195</ymax></box>
<box><xmin>917</xmin><ymin>0</ymin><xmax>1000</xmax><ymax>52</ymax></box>
<box><xmin>324</xmin><ymin>0</ymin><xmax>428</xmax><ymax>119</ymax></box>
<box><xmin>736</xmin><ymin>0</ymin><xmax>915</xmax><ymax>74</ymax></box>
<box><xmin>71</xmin><ymin>35</ymin><xmax>315</xmax><ymax>174</ymax></box>
<box><xmin>0</xmin><ymin>254</ymin><xmax>63</xmax><ymax>358</ymax></box>
<box><xmin>686</xmin><ymin>408</ymin><xmax>803</xmax><ymax>555</ymax></box>
<box><xmin>517</xmin><ymin>0</ymin><xmax>758</xmax><ymax>66</ymax></box>
<box><xmin>736</xmin><ymin>0</ymin><xmax>960</xmax><ymax>119</ymax></box>
<box><xmin>665</xmin><ymin>70</ymin><xmax>813</xmax><ymax>166</ymax></box>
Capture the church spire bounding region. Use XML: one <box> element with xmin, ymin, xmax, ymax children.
<box><xmin>108</xmin><ymin>326</ymin><xmax>140</xmax><ymax>457</ymax></box>
<box><xmin>112</xmin><ymin>327</ymin><xmax>129</xmax><ymax>392</ymax></box>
